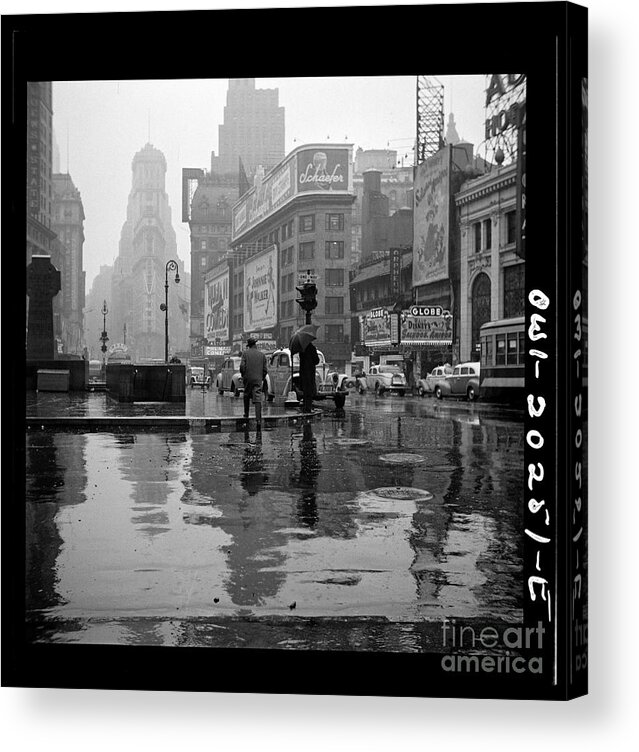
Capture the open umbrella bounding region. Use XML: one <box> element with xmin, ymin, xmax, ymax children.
<box><xmin>289</xmin><ymin>324</ymin><xmax>318</xmax><ymax>354</ymax></box>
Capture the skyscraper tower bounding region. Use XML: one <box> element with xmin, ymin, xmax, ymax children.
<box><xmin>211</xmin><ymin>78</ymin><xmax>285</xmax><ymax>178</ymax></box>
<box><xmin>112</xmin><ymin>143</ymin><xmax>189</xmax><ymax>361</ymax></box>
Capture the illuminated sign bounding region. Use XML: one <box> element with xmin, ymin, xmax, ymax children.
<box><xmin>362</xmin><ymin>308</ymin><xmax>392</xmax><ymax>347</ymax></box>
<box><xmin>400</xmin><ymin>310</ymin><xmax>453</xmax><ymax>345</ymax></box>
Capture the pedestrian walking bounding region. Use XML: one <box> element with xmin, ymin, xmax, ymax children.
<box><xmin>240</xmin><ymin>337</ymin><xmax>267</xmax><ymax>427</ymax></box>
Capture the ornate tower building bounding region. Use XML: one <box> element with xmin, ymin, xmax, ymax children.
<box><xmin>112</xmin><ymin>144</ymin><xmax>189</xmax><ymax>361</ymax></box>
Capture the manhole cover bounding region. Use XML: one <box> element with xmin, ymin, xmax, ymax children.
<box><xmin>379</xmin><ymin>453</ymin><xmax>425</xmax><ymax>465</ymax></box>
<box><xmin>334</xmin><ymin>438</ymin><xmax>370</xmax><ymax>447</ymax></box>
<box><xmin>369</xmin><ymin>487</ymin><xmax>433</xmax><ymax>501</ymax></box>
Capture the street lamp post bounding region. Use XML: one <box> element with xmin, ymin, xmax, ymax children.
<box><xmin>160</xmin><ymin>259</ymin><xmax>180</xmax><ymax>363</ymax></box>
<box><xmin>99</xmin><ymin>300</ymin><xmax>109</xmax><ymax>378</ymax></box>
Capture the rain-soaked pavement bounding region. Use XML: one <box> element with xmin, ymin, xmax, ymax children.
<box><xmin>25</xmin><ymin>389</ymin><xmax>525</xmax><ymax>651</ymax></box>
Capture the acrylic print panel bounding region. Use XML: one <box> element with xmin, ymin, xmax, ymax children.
<box><xmin>7</xmin><ymin>2</ymin><xmax>585</xmax><ymax>700</ymax></box>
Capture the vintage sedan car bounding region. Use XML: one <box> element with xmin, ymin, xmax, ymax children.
<box><xmin>433</xmin><ymin>361</ymin><xmax>481</xmax><ymax>401</ymax></box>
<box><xmin>215</xmin><ymin>356</ymin><xmax>244</xmax><ymax>396</ymax></box>
<box><xmin>264</xmin><ymin>348</ymin><xmax>347</xmax><ymax>408</ymax></box>
<box><xmin>417</xmin><ymin>364</ymin><xmax>453</xmax><ymax>396</ymax></box>
<box><xmin>189</xmin><ymin>365</ymin><xmax>211</xmax><ymax>389</ymax></box>
<box><xmin>363</xmin><ymin>364</ymin><xmax>408</xmax><ymax>396</ymax></box>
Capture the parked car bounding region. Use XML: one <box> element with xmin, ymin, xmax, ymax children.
<box><xmin>417</xmin><ymin>364</ymin><xmax>453</xmax><ymax>396</ymax></box>
<box><xmin>433</xmin><ymin>361</ymin><xmax>481</xmax><ymax>401</ymax></box>
<box><xmin>264</xmin><ymin>348</ymin><xmax>347</xmax><ymax>408</ymax></box>
<box><xmin>189</xmin><ymin>365</ymin><xmax>211</xmax><ymax>390</ymax></box>
<box><xmin>362</xmin><ymin>364</ymin><xmax>408</xmax><ymax>396</ymax></box>
<box><xmin>215</xmin><ymin>356</ymin><xmax>243</xmax><ymax>397</ymax></box>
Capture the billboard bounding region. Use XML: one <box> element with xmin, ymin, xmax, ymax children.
<box><xmin>204</xmin><ymin>267</ymin><xmax>229</xmax><ymax>343</ymax></box>
<box><xmin>243</xmin><ymin>245</ymin><xmax>278</xmax><ymax>332</ymax></box>
<box><xmin>296</xmin><ymin>148</ymin><xmax>350</xmax><ymax>193</ymax></box>
<box><xmin>400</xmin><ymin>309</ymin><xmax>453</xmax><ymax>345</ymax></box>
<box><xmin>413</xmin><ymin>146</ymin><xmax>451</xmax><ymax>287</ymax></box>
<box><xmin>362</xmin><ymin>308</ymin><xmax>393</xmax><ymax>348</ymax></box>
<box><xmin>232</xmin><ymin>144</ymin><xmax>352</xmax><ymax>241</ymax></box>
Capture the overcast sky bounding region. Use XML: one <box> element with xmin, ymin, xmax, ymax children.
<box><xmin>51</xmin><ymin>75</ymin><xmax>486</xmax><ymax>292</ymax></box>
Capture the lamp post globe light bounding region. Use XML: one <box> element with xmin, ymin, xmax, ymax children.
<box><xmin>161</xmin><ymin>259</ymin><xmax>180</xmax><ymax>363</ymax></box>
<box><xmin>99</xmin><ymin>299</ymin><xmax>109</xmax><ymax>377</ymax></box>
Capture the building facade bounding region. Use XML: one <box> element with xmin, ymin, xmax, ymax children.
<box><xmin>51</xmin><ymin>173</ymin><xmax>86</xmax><ymax>355</ymax></box>
<box><xmin>111</xmin><ymin>143</ymin><xmax>189</xmax><ymax>361</ymax></box>
<box><xmin>26</xmin><ymin>82</ymin><xmax>56</xmax><ymax>261</ymax></box>
<box><xmin>229</xmin><ymin>144</ymin><xmax>355</xmax><ymax>369</ymax></box>
<box><xmin>211</xmin><ymin>78</ymin><xmax>285</xmax><ymax>178</ymax></box>
<box><xmin>186</xmin><ymin>173</ymin><xmax>239</xmax><ymax>347</ymax></box>
<box><xmin>456</xmin><ymin>161</ymin><xmax>525</xmax><ymax>362</ymax></box>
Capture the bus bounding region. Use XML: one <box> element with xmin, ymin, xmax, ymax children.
<box><xmin>479</xmin><ymin>317</ymin><xmax>525</xmax><ymax>403</ymax></box>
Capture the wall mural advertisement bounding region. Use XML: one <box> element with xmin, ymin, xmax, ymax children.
<box><xmin>243</xmin><ymin>245</ymin><xmax>278</xmax><ymax>332</ymax></box>
<box><xmin>204</xmin><ymin>267</ymin><xmax>229</xmax><ymax>343</ymax></box>
<box><xmin>413</xmin><ymin>145</ymin><xmax>451</xmax><ymax>287</ymax></box>
<box><xmin>296</xmin><ymin>147</ymin><xmax>350</xmax><ymax>193</ymax></box>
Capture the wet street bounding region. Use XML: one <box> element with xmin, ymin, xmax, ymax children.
<box><xmin>25</xmin><ymin>391</ymin><xmax>525</xmax><ymax>651</ymax></box>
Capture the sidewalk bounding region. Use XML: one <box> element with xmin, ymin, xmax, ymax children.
<box><xmin>26</xmin><ymin>388</ymin><xmax>318</xmax><ymax>431</ymax></box>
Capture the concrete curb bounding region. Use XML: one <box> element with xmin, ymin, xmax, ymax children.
<box><xmin>25</xmin><ymin>409</ymin><xmax>322</xmax><ymax>432</ymax></box>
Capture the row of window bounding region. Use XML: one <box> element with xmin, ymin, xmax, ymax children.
<box><xmin>472</xmin><ymin>211</ymin><xmax>518</xmax><ymax>253</ymax></box>
<box><xmin>481</xmin><ymin>330</ymin><xmax>526</xmax><ymax>367</ymax></box>
<box><xmin>298</xmin><ymin>213</ymin><xmax>345</xmax><ymax>233</ymax></box>
<box><xmin>299</xmin><ymin>240</ymin><xmax>345</xmax><ymax>260</ymax></box>
<box><xmin>198</xmin><ymin>238</ymin><xmax>228</xmax><ymax>252</ymax></box>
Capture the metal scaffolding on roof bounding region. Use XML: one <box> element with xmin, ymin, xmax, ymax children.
<box><xmin>416</xmin><ymin>76</ymin><xmax>445</xmax><ymax>164</ymax></box>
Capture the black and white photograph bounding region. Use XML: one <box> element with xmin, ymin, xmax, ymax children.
<box><xmin>20</xmin><ymin>70</ymin><xmax>542</xmax><ymax>664</ymax></box>
<box><xmin>10</xmin><ymin>4</ymin><xmax>629</xmax><ymax>740</ymax></box>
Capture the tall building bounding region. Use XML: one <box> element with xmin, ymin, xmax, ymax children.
<box><xmin>26</xmin><ymin>82</ymin><xmax>56</xmax><ymax>260</ymax></box>
<box><xmin>51</xmin><ymin>173</ymin><xmax>86</xmax><ymax>354</ymax></box>
<box><xmin>229</xmin><ymin>143</ymin><xmax>356</xmax><ymax>369</ymax></box>
<box><xmin>112</xmin><ymin>143</ymin><xmax>189</xmax><ymax>361</ymax></box>
<box><xmin>210</xmin><ymin>78</ymin><xmax>285</xmax><ymax>178</ymax></box>
<box><xmin>185</xmin><ymin>172</ymin><xmax>239</xmax><ymax>345</ymax></box>
<box><xmin>183</xmin><ymin>78</ymin><xmax>285</xmax><ymax>356</ymax></box>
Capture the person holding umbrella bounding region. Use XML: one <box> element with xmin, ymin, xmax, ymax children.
<box><xmin>289</xmin><ymin>324</ymin><xmax>319</xmax><ymax>414</ymax></box>
<box><xmin>240</xmin><ymin>337</ymin><xmax>268</xmax><ymax>428</ymax></box>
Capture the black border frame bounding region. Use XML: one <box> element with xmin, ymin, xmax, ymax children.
<box><xmin>2</xmin><ymin>1</ymin><xmax>587</xmax><ymax>700</ymax></box>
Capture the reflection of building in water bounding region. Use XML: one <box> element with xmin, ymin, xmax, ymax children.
<box><xmin>25</xmin><ymin>432</ymin><xmax>88</xmax><ymax>615</ymax></box>
<box><xmin>115</xmin><ymin>433</ymin><xmax>185</xmax><ymax>538</ymax></box>
<box><xmin>187</xmin><ymin>432</ymin><xmax>288</xmax><ymax>607</ymax></box>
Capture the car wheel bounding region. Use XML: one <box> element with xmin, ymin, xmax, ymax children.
<box><xmin>375</xmin><ymin>383</ymin><xmax>383</xmax><ymax>396</ymax></box>
<box><xmin>418</xmin><ymin>386</ymin><xmax>425</xmax><ymax>397</ymax></box>
<box><xmin>358</xmin><ymin>384</ymin><xmax>365</xmax><ymax>395</ymax></box>
<box><xmin>435</xmin><ymin>386</ymin><xmax>443</xmax><ymax>400</ymax></box>
<box><xmin>467</xmin><ymin>385</ymin><xmax>477</xmax><ymax>401</ymax></box>
<box><xmin>217</xmin><ymin>385</ymin><xmax>224</xmax><ymax>395</ymax></box>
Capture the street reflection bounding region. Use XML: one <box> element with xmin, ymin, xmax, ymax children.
<box><xmin>25</xmin><ymin>405</ymin><xmax>525</xmax><ymax>646</ymax></box>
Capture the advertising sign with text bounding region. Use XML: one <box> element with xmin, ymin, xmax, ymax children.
<box><xmin>362</xmin><ymin>308</ymin><xmax>392</xmax><ymax>348</ymax></box>
<box><xmin>400</xmin><ymin>310</ymin><xmax>453</xmax><ymax>345</ymax></box>
<box><xmin>297</xmin><ymin>148</ymin><xmax>350</xmax><ymax>194</ymax></box>
<box><xmin>413</xmin><ymin>146</ymin><xmax>451</xmax><ymax>287</ymax></box>
<box><xmin>204</xmin><ymin>267</ymin><xmax>229</xmax><ymax>343</ymax></box>
<box><xmin>243</xmin><ymin>245</ymin><xmax>278</xmax><ymax>332</ymax></box>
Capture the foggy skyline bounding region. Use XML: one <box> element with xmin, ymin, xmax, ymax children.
<box><xmin>51</xmin><ymin>75</ymin><xmax>487</xmax><ymax>291</ymax></box>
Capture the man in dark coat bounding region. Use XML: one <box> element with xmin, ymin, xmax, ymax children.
<box><xmin>298</xmin><ymin>341</ymin><xmax>319</xmax><ymax>413</ymax></box>
<box><xmin>240</xmin><ymin>337</ymin><xmax>267</xmax><ymax>427</ymax></box>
